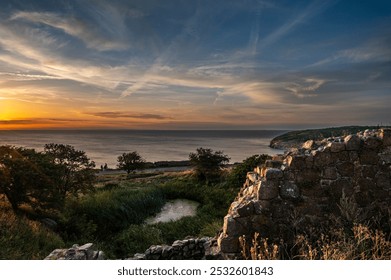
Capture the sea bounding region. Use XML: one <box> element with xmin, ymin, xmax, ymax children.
<box><xmin>0</xmin><ymin>130</ymin><xmax>286</xmax><ymax>168</ymax></box>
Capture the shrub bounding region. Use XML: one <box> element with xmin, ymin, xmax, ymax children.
<box><xmin>117</xmin><ymin>151</ymin><xmax>146</xmax><ymax>174</ymax></box>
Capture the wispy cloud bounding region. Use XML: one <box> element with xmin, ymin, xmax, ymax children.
<box><xmin>86</xmin><ymin>111</ymin><xmax>171</xmax><ymax>120</ymax></box>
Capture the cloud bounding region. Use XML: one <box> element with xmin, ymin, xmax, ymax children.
<box><xmin>86</xmin><ymin>111</ymin><xmax>171</xmax><ymax>120</ymax></box>
<box><xmin>284</xmin><ymin>78</ymin><xmax>326</xmax><ymax>98</ymax></box>
<box><xmin>11</xmin><ymin>10</ymin><xmax>129</xmax><ymax>51</ymax></box>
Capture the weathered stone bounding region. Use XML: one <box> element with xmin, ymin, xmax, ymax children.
<box><xmin>283</xmin><ymin>170</ymin><xmax>295</xmax><ymax>181</ymax></box>
<box><xmin>303</xmin><ymin>140</ymin><xmax>316</xmax><ymax>150</ymax></box>
<box><xmin>265</xmin><ymin>168</ymin><xmax>283</xmax><ymax>180</ymax></box>
<box><xmin>364</xmin><ymin>136</ymin><xmax>382</xmax><ymax>150</ymax></box>
<box><xmin>296</xmin><ymin>169</ymin><xmax>320</xmax><ymax>184</ymax></box>
<box><xmin>357</xmin><ymin>178</ymin><xmax>374</xmax><ymax>192</ymax></box>
<box><xmin>344</xmin><ymin>134</ymin><xmax>361</xmax><ymax>151</ymax></box>
<box><xmin>375</xmin><ymin>172</ymin><xmax>391</xmax><ymax>190</ymax></box>
<box><xmin>327</xmin><ymin>142</ymin><xmax>345</xmax><ymax>153</ymax></box>
<box><xmin>246</xmin><ymin>172</ymin><xmax>258</xmax><ymax>183</ymax></box>
<box><xmin>279</xmin><ymin>181</ymin><xmax>300</xmax><ymax>199</ymax></box>
<box><xmin>361</xmin><ymin>165</ymin><xmax>376</xmax><ymax>178</ymax></box>
<box><xmin>379</xmin><ymin>128</ymin><xmax>391</xmax><ymax>146</ymax></box>
<box><xmin>305</xmin><ymin>155</ymin><xmax>314</xmax><ymax>168</ymax></box>
<box><xmin>286</xmin><ymin>155</ymin><xmax>306</xmax><ymax>169</ymax></box>
<box><xmin>379</xmin><ymin>148</ymin><xmax>391</xmax><ymax>164</ymax></box>
<box><xmin>45</xmin><ymin>243</ymin><xmax>105</xmax><ymax>260</ymax></box>
<box><xmin>252</xmin><ymin>201</ymin><xmax>263</xmax><ymax>214</ymax></box>
<box><xmin>236</xmin><ymin>201</ymin><xmax>254</xmax><ymax>217</ymax></box>
<box><xmin>257</xmin><ymin>180</ymin><xmax>279</xmax><ymax>200</ymax></box>
<box><xmin>322</xmin><ymin>167</ymin><xmax>338</xmax><ymax>180</ymax></box>
<box><xmin>223</xmin><ymin>215</ymin><xmax>247</xmax><ymax>236</ymax></box>
<box><xmin>336</xmin><ymin>162</ymin><xmax>355</xmax><ymax>177</ymax></box>
<box><xmin>359</xmin><ymin>149</ymin><xmax>379</xmax><ymax>165</ymax></box>
<box><xmin>349</xmin><ymin>151</ymin><xmax>359</xmax><ymax>161</ymax></box>
<box><xmin>217</xmin><ymin>235</ymin><xmax>239</xmax><ymax>253</ymax></box>
<box><xmin>313</xmin><ymin>150</ymin><xmax>332</xmax><ymax>167</ymax></box>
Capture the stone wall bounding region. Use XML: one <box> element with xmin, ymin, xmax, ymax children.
<box><xmin>45</xmin><ymin>243</ymin><xmax>105</xmax><ymax>260</ymax></box>
<box><xmin>218</xmin><ymin>128</ymin><xmax>391</xmax><ymax>256</ymax></box>
<box><xmin>128</xmin><ymin>237</ymin><xmax>221</xmax><ymax>260</ymax></box>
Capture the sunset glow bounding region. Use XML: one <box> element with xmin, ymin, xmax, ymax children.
<box><xmin>0</xmin><ymin>0</ymin><xmax>390</xmax><ymax>130</ymax></box>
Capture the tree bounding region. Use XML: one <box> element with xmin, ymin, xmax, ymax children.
<box><xmin>44</xmin><ymin>143</ymin><xmax>96</xmax><ymax>201</ymax></box>
<box><xmin>117</xmin><ymin>151</ymin><xmax>145</xmax><ymax>174</ymax></box>
<box><xmin>189</xmin><ymin>147</ymin><xmax>230</xmax><ymax>182</ymax></box>
<box><xmin>0</xmin><ymin>146</ymin><xmax>61</xmax><ymax>213</ymax></box>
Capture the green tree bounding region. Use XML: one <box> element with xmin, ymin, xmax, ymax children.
<box><xmin>117</xmin><ymin>151</ymin><xmax>146</xmax><ymax>174</ymax></box>
<box><xmin>228</xmin><ymin>154</ymin><xmax>271</xmax><ymax>187</ymax></box>
<box><xmin>0</xmin><ymin>146</ymin><xmax>61</xmax><ymax>213</ymax></box>
<box><xmin>189</xmin><ymin>147</ymin><xmax>230</xmax><ymax>182</ymax></box>
<box><xmin>44</xmin><ymin>143</ymin><xmax>96</xmax><ymax>201</ymax></box>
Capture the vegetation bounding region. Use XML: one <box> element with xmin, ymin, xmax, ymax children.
<box><xmin>189</xmin><ymin>147</ymin><xmax>230</xmax><ymax>182</ymax></box>
<box><xmin>269</xmin><ymin>125</ymin><xmax>390</xmax><ymax>149</ymax></box>
<box><xmin>1</xmin><ymin>141</ymin><xmax>390</xmax><ymax>260</ymax></box>
<box><xmin>117</xmin><ymin>151</ymin><xmax>146</xmax><ymax>174</ymax></box>
<box><xmin>228</xmin><ymin>154</ymin><xmax>271</xmax><ymax>187</ymax></box>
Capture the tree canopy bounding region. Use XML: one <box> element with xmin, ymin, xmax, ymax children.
<box><xmin>189</xmin><ymin>147</ymin><xmax>230</xmax><ymax>182</ymax></box>
<box><xmin>117</xmin><ymin>151</ymin><xmax>146</xmax><ymax>174</ymax></box>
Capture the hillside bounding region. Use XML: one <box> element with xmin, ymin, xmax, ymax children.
<box><xmin>269</xmin><ymin>125</ymin><xmax>388</xmax><ymax>150</ymax></box>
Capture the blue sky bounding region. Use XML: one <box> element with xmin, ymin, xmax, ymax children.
<box><xmin>0</xmin><ymin>0</ymin><xmax>390</xmax><ymax>129</ymax></box>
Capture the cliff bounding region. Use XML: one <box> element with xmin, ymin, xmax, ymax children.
<box><xmin>218</xmin><ymin>128</ymin><xmax>391</xmax><ymax>257</ymax></box>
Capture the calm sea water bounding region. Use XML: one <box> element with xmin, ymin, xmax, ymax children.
<box><xmin>0</xmin><ymin>130</ymin><xmax>285</xmax><ymax>168</ymax></box>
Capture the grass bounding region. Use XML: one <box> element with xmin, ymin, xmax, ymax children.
<box><xmin>240</xmin><ymin>224</ymin><xmax>391</xmax><ymax>260</ymax></box>
<box><xmin>0</xmin><ymin>199</ymin><xmax>64</xmax><ymax>260</ymax></box>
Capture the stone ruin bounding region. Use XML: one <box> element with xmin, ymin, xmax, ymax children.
<box><xmin>45</xmin><ymin>243</ymin><xmax>105</xmax><ymax>260</ymax></box>
<box><xmin>217</xmin><ymin>128</ymin><xmax>391</xmax><ymax>257</ymax></box>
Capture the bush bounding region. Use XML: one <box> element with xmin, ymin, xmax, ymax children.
<box><xmin>117</xmin><ymin>151</ymin><xmax>146</xmax><ymax>174</ymax></box>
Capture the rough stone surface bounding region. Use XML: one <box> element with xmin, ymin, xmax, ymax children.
<box><xmin>45</xmin><ymin>243</ymin><xmax>105</xmax><ymax>260</ymax></box>
<box><xmin>217</xmin><ymin>128</ymin><xmax>391</xmax><ymax>258</ymax></box>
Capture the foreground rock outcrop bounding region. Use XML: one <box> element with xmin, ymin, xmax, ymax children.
<box><xmin>218</xmin><ymin>128</ymin><xmax>391</xmax><ymax>257</ymax></box>
<box><xmin>45</xmin><ymin>243</ymin><xmax>105</xmax><ymax>260</ymax></box>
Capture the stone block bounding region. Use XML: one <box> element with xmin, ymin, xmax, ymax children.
<box><xmin>364</xmin><ymin>136</ymin><xmax>383</xmax><ymax>150</ymax></box>
<box><xmin>327</xmin><ymin>142</ymin><xmax>346</xmax><ymax>153</ymax></box>
<box><xmin>286</xmin><ymin>155</ymin><xmax>306</xmax><ymax>169</ymax></box>
<box><xmin>236</xmin><ymin>201</ymin><xmax>254</xmax><ymax>217</ymax></box>
<box><xmin>322</xmin><ymin>167</ymin><xmax>338</xmax><ymax>180</ymax></box>
<box><xmin>265</xmin><ymin>168</ymin><xmax>283</xmax><ymax>180</ymax></box>
<box><xmin>283</xmin><ymin>170</ymin><xmax>295</xmax><ymax>181</ymax></box>
<box><xmin>223</xmin><ymin>215</ymin><xmax>247</xmax><ymax>236</ymax></box>
<box><xmin>375</xmin><ymin>172</ymin><xmax>391</xmax><ymax>190</ymax></box>
<box><xmin>313</xmin><ymin>150</ymin><xmax>332</xmax><ymax>167</ymax></box>
<box><xmin>379</xmin><ymin>128</ymin><xmax>391</xmax><ymax>146</ymax></box>
<box><xmin>361</xmin><ymin>165</ymin><xmax>376</xmax><ymax>178</ymax></box>
<box><xmin>344</xmin><ymin>134</ymin><xmax>361</xmax><ymax>151</ymax></box>
<box><xmin>379</xmin><ymin>147</ymin><xmax>391</xmax><ymax>164</ymax></box>
<box><xmin>246</xmin><ymin>172</ymin><xmax>258</xmax><ymax>183</ymax></box>
<box><xmin>218</xmin><ymin>235</ymin><xmax>239</xmax><ymax>253</ymax></box>
<box><xmin>349</xmin><ymin>151</ymin><xmax>359</xmax><ymax>161</ymax></box>
<box><xmin>279</xmin><ymin>181</ymin><xmax>300</xmax><ymax>200</ymax></box>
<box><xmin>302</xmin><ymin>140</ymin><xmax>316</xmax><ymax>150</ymax></box>
<box><xmin>257</xmin><ymin>180</ymin><xmax>279</xmax><ymax>200</ymax></box>
<box><xmin>296</xmin><ymin>168</ymin><xmax>320</xmax><ymax>183</ymax></box>
<box><xmin>359</xmin><ymin>149</ymin><xmax>379</xmax><ymax>165</ymax></box>
<box><xmin>336</xmin><ymin>162</ymin><xmax>355</xmax><ymax>177</ymax></box>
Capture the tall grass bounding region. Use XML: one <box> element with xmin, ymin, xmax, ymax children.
<box><xmin>59</xmin><ymin>187</ymin><xmax>166</xmax><ymax>241</ymax></box>
<box><xmin>0</xmin><ymin>205</ymin><xmax>64</xmax><ymax>259</ymax></box>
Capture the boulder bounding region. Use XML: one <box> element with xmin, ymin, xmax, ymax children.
<box><xmin>344</xmin><ymin>134</ymin><xmax>361</xmax><ymax>151</ymax></box>
<box><xmin>379</xmin><ymin>128</ymin><xmax>391</xmax><ymax>146</ymax></box>
<box><xmin>257</xmin><ymin>180</ymin><xmax>279</xmax><ymax>200</ymax></box>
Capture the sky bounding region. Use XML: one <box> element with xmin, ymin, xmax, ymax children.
<box><xmin>0</xmin><ymin>0</ymin><xmax>390</xmax><ymax>130</ymax></box>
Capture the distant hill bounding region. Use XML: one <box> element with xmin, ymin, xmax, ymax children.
<box><xmin>269</xmin><ymin>125</ymin><xmax>389</xmax><ymax>150</ymax></box>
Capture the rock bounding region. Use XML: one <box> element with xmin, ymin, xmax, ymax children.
<box><xmin>285</xmin><ymin>155</ymin><xmax>306</xmax><ymax>170</ymax></box>
<box><xmin>322</xmin><ymin>167</ymin><xmax>338</xmax><ymax>180</ymax></box>
<box><xmin>246</xmin><ymin>172</ymin><xmax>258</xmax><ymax>183</ymax></box>
<box><xmin>265</xmin><ymin>160</ymin><xmax>283</xmax><ymax>168</ymax></box>
<box><xmin>344</xmin><ymin>134</ymin><xmax>361</xmax><ymax>151</ymax></box>
<box><xmin>257</xmin><ymin>180</ymin><xmax>279</xmax><ymax>200</ymax></box>
<box><xmin>327</xmin><ymin>142</ymin><xmax>345</xmax><ymax>153</ymax></box>
<box><xmin>359</xmin><ymin>149</ymin><xmax>379</xmax><ymax>165</ymax></box>
<box><xmin>380</xmin><ymin>128</ymin><xmax>391</xmax><ymax>146</ymax></box>
<box><xmin>302</xmin><ymin>140</ymin><xmax>316</xmax><ymax>150</ymax></box>
<box><xmin>364</xmin><ymin>136</ymin><xmax>382</xmax><ymax>150</ymax></box>
<box><xmin>45</xmin><ymin>243</ymin><xmax>105</xmax><ymax>260</ymax></box>
<box><xmin>279</xmin><ymin>181</ymin><xmax>300</xmax><ymax>199</ymax></box>
<box><xmin>265</xmin><ymin>168</ymin><xmax>283</xmax><ymax>180</ymax></box>
<box><xmin>217</xmin><ymin>234</ymin><xmax>239</xmax><ymax>253</ymax></box>
<box><xmin>236</xmin><ymin>201</ymin><xmax>254</xmax><ymax>217</ymax></box>
<box><xmin>336</xmin><ymin>162</ymin><xmax>355</xmax><ymax>177</ymax></box>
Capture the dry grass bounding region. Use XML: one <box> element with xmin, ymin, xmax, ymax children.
<box><xmin>240</xmin><ymin>224</ymin><xmax>391</xmax><ymax>260</ymax></box>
